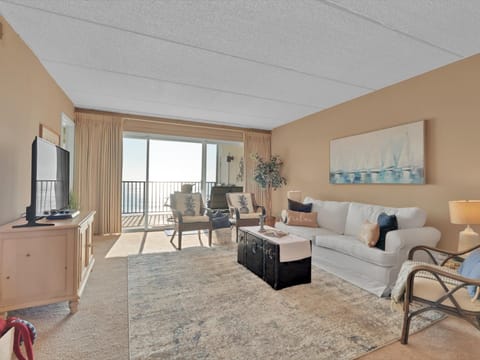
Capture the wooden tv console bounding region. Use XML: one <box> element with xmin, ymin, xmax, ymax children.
<box><xmin>0</xmin><ymin>211</ymin><xmax>95</xmax><ymax>316</ymax></box>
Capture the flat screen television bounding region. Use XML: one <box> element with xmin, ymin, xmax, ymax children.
<box><xmin>14</xmin><ymin>136</ymin><xmax>70</xmax><ymax>227</ymax></box>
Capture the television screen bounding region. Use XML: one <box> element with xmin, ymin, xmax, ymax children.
<box><xmin>34</xmin><ymin>137</ymin><xmax>70</xmax><ymax>217</ymax></box>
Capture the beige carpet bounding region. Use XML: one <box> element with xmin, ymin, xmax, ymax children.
<box><xmin>128</xmin><ymin>246</ymin><xmax>442</xmax><ymax>360</ymax></box>
<box><xmin>8</xmin><ymin>234</ymin><xmax>479</xmax><ymax>359</ymax></box>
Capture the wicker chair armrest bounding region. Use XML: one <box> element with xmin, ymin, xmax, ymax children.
<box><xmin>409</xmin><ymin>244</ymin><xmax>480</xmax><ymax>265</ymax></box>
<box><xmin>408</xmin><ymin>263</ymin><xmax>480</xmax><ymax>287</ymax></box>
<box><xmin>255</xmin><ymin>205</ymin><xmax>266</xmax><ymax>216</ymax></box>
<box><xmin>172</xmin><ymin>210</ymin><xmax>183</xmax><ymax>223</ymax></box>
<box><xmin>204</xmin><ymin>207</ymin><xmax>214</xmax><ymax>218</ymax></box>
<box><xmin>234</xmin><ymin>208</ymin><xmax>241</xmax><ymax>220</ymax></box>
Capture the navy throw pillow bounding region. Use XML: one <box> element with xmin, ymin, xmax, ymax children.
<box><xmin>376</xmin><ymin>213</ymin><xmax>398</xmax><ymax>251</ymax></box>
<box><xmin>211</xmin><ymin>211</ymin><xmax>230</xmax><ymax>229</ymax></box>
<box><xmin>288</xmin><ymin>199</ymin><xmax>313</xmax><ymax>213</ymax></box>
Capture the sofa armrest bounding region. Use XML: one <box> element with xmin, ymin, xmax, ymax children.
<box><xmin>385</xmin><ymin>227</ymin><xmax>441</xmax><ymax>260</ymax></box>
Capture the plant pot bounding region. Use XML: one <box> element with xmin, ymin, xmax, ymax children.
<box><xmin>265</xmin><ymin>216</ymin><xmax>276</xmax><ymax>227</ymax></box>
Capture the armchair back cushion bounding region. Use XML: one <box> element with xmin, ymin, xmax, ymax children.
<box><xmin>172</xmin><ymin>192</ymin><xmax>202</xmax><ymax>216</ymax></box>
<box><xmin>226</xmin><ymin>193</ymin><xmax>255</xmax><ymax>214</ymax></box>
<box><xmin>304</xmin><ymin>197</ymin><xmax>349</xmax><ymax>234</ymax></box>
<box><xmin>344</xmin><ymin>202</ymin><xmax>427</xmax><ymax>237</ymax></box>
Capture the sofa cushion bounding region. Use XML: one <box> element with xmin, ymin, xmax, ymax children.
<box><xmin>314</xmin><ymin>235</ymin><xmax>398</xmax><ymax>267</ymax></box>
<box><xmin>288</xmin><ymin>199</ymin><xmax>313</xmax><ymax>213</ymax></box>
<box><xmin>275</xmin><ymin>221</ymin><xmax>337</xmax><ymax>241</ymax></box>
<box><xmin>304</xmin><ymin>197</ymin><xmax>349</xmax><ymax>234</ymax></box>
<box><xmin>344</xmin><ymin>202</ymin><xmax>427</xmax><ymax>237</ymax></box>
<box><xmin>286</xmin><ymin>210</ymin><xmax>319</xmax><ymax>227</ymax></box>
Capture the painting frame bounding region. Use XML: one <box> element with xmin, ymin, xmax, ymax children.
<box><xmin>329</xmin><ymin>120</ymin><xmax>425</xmax><ymax>185</ymax></box>
<box><xmin>39</xmin><ymin>123</ymin><xmax>60</xmax><ymax>146</ymax></box>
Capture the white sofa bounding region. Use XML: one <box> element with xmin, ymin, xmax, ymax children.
<box><xmin>275</xmin><ymin>197</ymin><xmax>441</xmax><ymax>297</ymax></box>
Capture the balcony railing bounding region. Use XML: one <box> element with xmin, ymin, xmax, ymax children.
<box><xmin>121</xmin><ymin>181</ymin><xmax>216</xmax><ymax>228</ymax></box>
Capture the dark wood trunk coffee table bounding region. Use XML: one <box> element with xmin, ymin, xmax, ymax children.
<box><xmin>237</xmin><ymin>226</ymin><xmax>311</xmax><ymax>290</ymax></box>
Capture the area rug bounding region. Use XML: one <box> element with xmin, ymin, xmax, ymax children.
<box><xmin>128</xmin><ymin>247</ymin><xmax>442</xmax><ymax>359</ymax></box>
<box><xmin>164</xmin><ymin>229</ymin><xmax>207</xmax><ymax>237</ymax></box>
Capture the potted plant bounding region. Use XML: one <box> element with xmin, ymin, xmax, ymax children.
<box><xmin>253</xmin><ymin>153</ymin><xmax>287</xmax><ymax>226</ymax></box>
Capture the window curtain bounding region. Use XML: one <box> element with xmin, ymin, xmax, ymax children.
<box><xmin>74</xmin><ymin>112</ymin><xmax>123</xmax><ymax>235</ymax></box>
<box><xmin>243</xmin><ymin>131</ymin><xmax>271</xmax><ymax>211</ymax></box>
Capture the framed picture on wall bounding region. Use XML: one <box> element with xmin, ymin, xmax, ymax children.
<box><xmin>39</xmin><ymin>123</ymin><xmax>60</xmax><ymax>146</ymax></box>
<box><xmin>329</xmin><ymin>120</ymin><xmax>425</xmax><ymax>184</ymax></box>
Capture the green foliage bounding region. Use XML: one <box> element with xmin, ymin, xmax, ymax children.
<box><xmin>69</xmin><ymin>192</ymin><xmax>79</xmax><ymax>210</ymax></box>
<box><xmin>253</xmin><ymin>154</ymin><xmax>287</xmax><ymax>190</ymax></box>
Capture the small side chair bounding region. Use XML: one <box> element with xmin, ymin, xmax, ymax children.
<box><xmin>169</xmin><ymin>192</ymin><xmax>212</xmax><ymax>250</ymax></box>
<box><xmin>226</xmin><ymin>192</ymin><xmax>265</xmax><ymax>242</ymax></box>
<box><xmin>401</xmin><ymin>244</ymin><xmax>480</xmax><ymax>344</ymax></box>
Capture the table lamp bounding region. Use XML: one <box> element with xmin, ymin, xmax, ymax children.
<box><xmin>287</xmin><ymin>190</ymin><xmax>302</xmax><ymax>202</ymax></box>
<box><xmin>448</xmin><ymin>200</ymin><xmax>480</xmax><ymax>252</ymax></box>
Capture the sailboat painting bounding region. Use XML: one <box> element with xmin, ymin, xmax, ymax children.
<box><xmin>330</xmin><ymin>121</ymin><xmax>425</xmax><ymax>184</ymax></box>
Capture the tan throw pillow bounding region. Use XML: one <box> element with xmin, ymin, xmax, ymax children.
<box><xmin>358</xmin><ymin>221</ymin><xmax>380</xmax><ymax>247</ymax></box>
<box><xmin>286</xmin><ymin>210</ymin><xmax>319</xmax><ymax>228</ymax></box>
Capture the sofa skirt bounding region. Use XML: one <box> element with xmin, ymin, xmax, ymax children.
<box><xmin>311</xmin><ymin>246</ymin><xmax>398</xmax><ymax>297</ymax></box>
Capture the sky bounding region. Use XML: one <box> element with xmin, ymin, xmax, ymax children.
<box><xmin>122</xmin><ymin>138</ymin><xmax>217</xmax><ymax>182</ymax></box>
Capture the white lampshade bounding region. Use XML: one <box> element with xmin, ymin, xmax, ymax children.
<box><xmin>449</xmin><ymin>200</ymin><xmax>480</xmax><ymax>252</ymax></box>
<box><xmin>449</xmin><ymin>200</ymin><xmax>480</xmax><ymax>225</ymax></box>
<box><xmin>287</xmin><ymin>191</ymin><xmax>302</xmax><ymax>202</ymax></box>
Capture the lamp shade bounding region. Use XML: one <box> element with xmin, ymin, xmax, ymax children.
<box><xmin>449</xmin><ymin>200</ymin><xmax>480</xmax><ymax>225</ymax></box>
<box><xmin>287</xmin><ymin>191</ymin><xmax>302</xmax><ymax>202</ymax></box>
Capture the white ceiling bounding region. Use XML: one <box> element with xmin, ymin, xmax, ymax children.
<box><xmin>1</xmin><ymin>0</ymin><xmax>479</xmax><ymax>130</ymax></box>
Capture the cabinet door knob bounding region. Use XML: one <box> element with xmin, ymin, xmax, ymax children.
<box><xmin>6</xmin><ymin>276</ymin><xmax>10</xmax><ymax>280</ymax></box>
<box><xmin>26</xmin><ymin>253</ymin><xmax>31</xmax><ymax>257</ymax></box>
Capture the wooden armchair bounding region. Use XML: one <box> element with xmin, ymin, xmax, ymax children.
<box><xmin>401</xmin><ymin>244</ymin><xmax>480</xmax><ymax>344</ymax></box>
<box><xmin>169</xmin><ymin>192</ymin><xmax>212</xmax><ymax>250</ymax></box>
<box><xmin>226</xmin><ymin>192</ymin><xmax>265</xmax><ymax>242</ymax></box>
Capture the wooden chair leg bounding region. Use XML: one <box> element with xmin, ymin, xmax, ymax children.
<box><xmin>169</xmin><ymin>230</ymin><xmax>176</xmax><ymax>244</ymax></box>
<box><xmin>401</xmin><ymin>301</ymin><xmax>411</xmax><ymax>344</ymax></box>
<box><xmin>208</xmin><ymin>229</ymin><xmax>212</xmax><ymax>247</ymax></box>
<box><xmin>197</xmin><ymin>230</ymin><xmax>202</xmax><ymax>241</ymax></box>
<box><xmin>178</xmin><ymin>231</ymin><xmax>182</xmax><ymax>250</ymax></box>
<box><xmin>235</xmin><ymin>225</ymin><xmax>239</xmax><ymax>243</ymax></box>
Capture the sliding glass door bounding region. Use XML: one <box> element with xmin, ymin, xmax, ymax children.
<box><xmin>122</xmin><ymin>135</ymin><xmax>218</xmax><ymax>231</ymax></box>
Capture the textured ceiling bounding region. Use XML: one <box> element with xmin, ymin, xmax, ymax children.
<box><xmin>1</xmin><ymin>0</ymin><xmax>478</xmax><ymax>130</ymax></box>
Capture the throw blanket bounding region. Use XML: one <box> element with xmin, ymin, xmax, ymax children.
<box><xmin>390</xmin><ymin>260</ymin><xmax>461</xmax><ymax>311</ymax></box>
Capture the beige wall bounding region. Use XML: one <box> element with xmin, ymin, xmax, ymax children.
<box><xmin>0</xmin><ymin>17</ymin><xmax>74</xmax><ymax>225</ymax></box>
<box><xmin>272</xmin><ymin>54</ymin><xmax>480</xmax><ymax>250</ymax></box>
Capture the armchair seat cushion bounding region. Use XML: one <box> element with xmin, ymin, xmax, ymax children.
<box><xmin>238</xmin><ymin>212</ymin><xmax>263</xmax><ymax>220</ymax></box>
<box><xmin>413</xmin><ymin>277</ymin><xmax>480</xmax><ymax>312</ymax></box>
<box><xmin>181</xmin><ymin>215</ymin><xmax>211</xmax><ymax>223</ymax></box>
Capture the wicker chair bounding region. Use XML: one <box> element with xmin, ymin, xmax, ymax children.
<box><xmin>226</xmin><ymin>192</ymin><xmax>265</xmax><ymax>242</ymax></box>
<box><xmin>401</xmin><ymin>244</ymin><xmax>480</xmax><ymax>344</ymax></box>
<box><xmin>169</xmin><ymin>192</ymin><xmax>212</xmax><ymax>250</ymax></box>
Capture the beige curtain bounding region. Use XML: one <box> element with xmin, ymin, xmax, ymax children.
<box><xmin>244</xmin><ymin>131</ymin><xmax>271</xmax><ymax>211</ymax></box>
<box><xmin>74</xmin><ymin>112</ymin><xmax>123</xmax><ymax>235</ymax></box>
